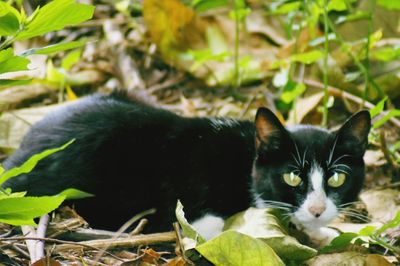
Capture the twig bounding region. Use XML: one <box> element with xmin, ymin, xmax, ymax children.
<box><xmin>53</xmin><ymin>231</ymin><xmax>176</xmax><ymax>252</ymax></box>
<box><xmin>304</xmin><ymin>79</ymin><xmax>400</xmax><ymax>128</ymax></box>
<box><xmin>380</xmin><ymin>130</ymin><xmax>400</xmax><ymax>181</ymax></box>
<box><xmin>35</xmin><ymin>214</ymin><xmax>49</xmax><ymax>260</ymax></box>
<box><xmin>0</xmin><ymin>236</ymin><xmax>124</xmax><ymax>261</ymax></box>
<box><xmin>94</xmin><ymin>208</ymin><xmax>156</xmax><ymax>261</ymax></box>
<box><xmin>129</xmin><ymin>219</ymin><xmax>148</xmax><ymax>236</ymax></box>
<box><xmin>173</xmin><ymin>222</ymin><xmax>194</xmax><ymax>265</ymax></box>
<box><xmin>21</xmin><ymin>226</ymin><xmax>38</xmax><ymax>263</ymax></box>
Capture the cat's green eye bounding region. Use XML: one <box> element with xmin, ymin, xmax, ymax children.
<box><xmin>327</xmin><ymin>172</ymin><xmax>346</xmax><ymax>187</ymax></box>
<box><xmin>283</xmin><ymin>172</ymin><xmax>302</xmax><ymax>187</ymax></box>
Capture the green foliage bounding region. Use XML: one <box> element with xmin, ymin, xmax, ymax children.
<box><xmin>0</xmin><ymin>48</ymin><xmax>30</xmax><ymax>74</ymax></box>
<box><xmin>196</xmin><ymin>231</ymin><xmax>285</xmax><ymax>266</ymax></box>
<box><xmin>290</xmin><ymin>50</ymin><xmax>324</xmax><ymax>64</ymax></box>
<box><xmin>0</xmin><ymin>196</ymin><xmax>65</xmax><ymax>226</ymax></box>
<box><xmin>0</xmin><ymin>140</ymin><xmax>82</xmax><ymax>226</ymax></box>
<box><xmin>20</xmin><ymin>40</ymin><xmax>88</xmax><ymax>57</ymax></box>
<box><xmin>0</xmin><ymin>139</ymin><xmax>74</xmax><ymax>186</ymax></box>
<box><xmin>377</xmin><ymin>0</ymin><xmax>400</xmax><ymax>10</ymax></box>
<box><xmin>58</xmin><ymin>188</ymin><xmax>94</xmax><ymax>200</ymax></box>
<box><xmin>0</xmin><ymin>0</ymin><xmax>94</xmax><ymax>86</ymax></box>
<box><xmin>321</xmin><ymin>212</ymin><xmax>400</xmax><ymax>254</ymax></box>
<box><xmin>175</xmin><ymin>200</ymin><xmax>206</xmax><ymax>244</ymax></box>
<box><xmin>14</xmin><ymin>0</ymin><xmax>95</xmax><ymax>40</ymax></box>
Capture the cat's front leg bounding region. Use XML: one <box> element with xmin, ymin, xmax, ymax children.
<box><xmin>304</xmin><ymin>227</ymin><xmax>339</xmax><ymax>247</ymax></box>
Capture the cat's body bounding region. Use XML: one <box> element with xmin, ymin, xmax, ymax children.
<box><xmin>2</xmin><ymin>93</ymin><xmax>371</xmax><ymax>243</ymax></box>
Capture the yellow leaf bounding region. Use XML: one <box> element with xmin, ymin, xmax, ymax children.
<box><xmin>143</xmin><ymin>0</ymin><xmax>207</xmax><ymax>57</ymax></box>
<box><xmin>66</xmin><ymin>85</ymin><xmax>78</xmax><ymax>101</ymax></box>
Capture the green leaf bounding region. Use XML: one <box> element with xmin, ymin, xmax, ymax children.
<box><xmin>61</xmin><ymin>49</ymin><xmax>82</xmax><ymax>70</ymax></box>
<box><xmin>0</xmin><ymin>48</ymin><xmax>30</xmax><ymax>75</ymax></box>
<box><xmin>0</xmin><ymin>79</ymin><xmax>32</xmax><ymax>87</ymax></box>
<box><xmin>290</xmin><ymin>50</ymin><xmax>324</xmax><ymax>64</ymax></box>
<box><xmin>0</xmin><ymin>1</ymin><xmax>21</xmax><ymax>36</ymax></box>
<box><xmin>369</xmin><ymin>97</ymin><xmax>387</xmax><ymax>118</ymax></box>
<box><xmin>20</xmin><ymin>40</ymin><xmax>87</xmax><ymax>57</ymax></box>
<box><xmin>0</xmin><ymin>196</ymin><xmax>65</xmax><ymax>226</ymax></box>
<box><xmin>373</xmin><ymin>109</ymin><xmax>400</xmax><ymax>129</ymax></box>
<box><xmin>375</xmin><ymin>211</ymin><xmax>400</xmax><ymax>235</ymax></box>
<box><xmin>0</xmin><ymin>188</ymin><xmax>27</xmax><ymax>200</ymax></box>
<box><xmin>270</xmin><ymin>2</ymin><xmax>302</xmax><ymax>15</ymax></box>
<box><xmin>327</xmin><ymin>0</ymin><xmax>348</xmax><ymax>11</ymax></box>
<box><xmin>175</xmin><ymin>200</ymin><xmax>206</xmax><ymax>244</ymax></box>
<box><xmin>0</xmin><ymin>139</ymin><xmax>75</xmax><ymax>186</ymax></box>
<box><xmin>358</xmin><ymin>225</ymin><xmax>377</xmax><ymax>236</ymax></box>
<box><xmin>372</xmin><ymin>47</ymin><xmax>400</xmax><ymax>62</ymax></box>
<box><xmin>192</xmin><ymin>0</ymin><xmax>228</xmax><ymax>12</ymax></box>
<box><xmin>196</xmin><ymin>231</ymin><xmax>285</xmax><ymax>266</ymax></box>
<box><xmin>281</xmin><ymin>82</ymin><xmax>306</xmax><ymax>104</ymax></box>
<box><xmin>320</xmin><ymin>232</ymin><xmax>359</xmax><ymax>253</ymax></box>
<box><xmin>58</xmin><ymin>188</ymin><xmax>94</xmax><ymax>200</ymax></box>
<box><xmin>15</xmin><ymin>0</ymin><xmax>95</xmax><ymax>40</ymax></box>
<box><xmin>377</xmin><ymin>0</ymin><xmax>400</xmax><ymax>10</ymax></box>
<box><xmin>224</xmin><ymin>208</ymin><xmax>317</xmax><ymax>261</ymax></box>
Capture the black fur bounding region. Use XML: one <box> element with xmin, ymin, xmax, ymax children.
<box><xmin>2</xmin><ymin>93</ymin><xmax>370</xmax><ymax>232</ymax></box>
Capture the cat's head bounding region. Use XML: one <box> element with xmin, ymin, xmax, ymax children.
<box><xmin>252</xmin><ymin>108</ymin><xmax>371</xmax><ymax>230</ymax></box>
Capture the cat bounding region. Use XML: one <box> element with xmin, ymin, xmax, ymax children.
<box><xmin>2</xmin><ymin>92</ymin><xmax>371</xmax><ymax>245</ymax></box>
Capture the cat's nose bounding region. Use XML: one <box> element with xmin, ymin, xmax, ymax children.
<box><xmin>308</xmin><ymin>203</ymin><xmax>326</xmax><ymax>218</ymax></box>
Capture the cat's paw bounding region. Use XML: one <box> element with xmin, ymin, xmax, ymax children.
<box><xmin>305</xmin><ymin>227</ymin><xmax>339</xmax><ymax>247</ymax></box>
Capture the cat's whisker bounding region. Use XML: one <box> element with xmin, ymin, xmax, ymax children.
<box><xmin>261</xmin><ymin>200</ymin><xmax>293</xmax><ymax>207</ymax></box>
<box><xmin>330</xmin><ymin>154</ymin><xmax>351</xmax><ymax>167</ymax></box>
<box><xmin>339</xmin><ymin>201</ymin><xmax>362</xmax><ymax>208</ymax></box>
<box><xmin>293</xmin><ymin>141</ymin><xmax>302</xmax><ymax>168</ymax></box>
<box><xmin>291</xmin><ymin>153</ymin><xmax>301</xmax><ymax>168</ymax></box>
<box><xmin>339</xmin><ymin>211</ymin><xmax>370</xmax><ymax>222</ymax></box>
<box><xmin>327</xmin><ymin>137</ymin><xmax>339</xmax><ymax>165</ymax></box>
<box><xmin>334</xmin><ymin>164</ymin><xmax>351</xmax><ymax>170</ymax></box>
<box><xmin>301</xmin><ymin>148</ymin><xmax>308</xmax><ymax>168</ymax></box>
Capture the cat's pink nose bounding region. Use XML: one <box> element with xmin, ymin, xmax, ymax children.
<box><xmin>308</xmin><ymin>203</ymin><xmax>326</xmax><ymax>218</ymax></box>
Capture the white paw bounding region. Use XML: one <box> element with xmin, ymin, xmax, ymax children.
<box><xmin>305</xmin><ymin>227</ymin><xmax>339</xmax><ymax>247</ymax></box>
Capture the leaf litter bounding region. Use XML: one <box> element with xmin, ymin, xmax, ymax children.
<box><xmin>0</xmin><ymin>0</ymin><xmax>400</xmax><ymax>265</ymax></box>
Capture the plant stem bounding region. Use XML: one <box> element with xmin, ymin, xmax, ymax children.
<box><xmin>233</xmin><ymin>0</ymin><xmax>240</xmax><ymax>92</ymax></box>
<box><xmin>322</xmin><ymin>0</ymin><xmax>329</xmax><ymax>127</ymax></box>
<box><xmin>363</xmin><ymin>0</ymin><xmax>375</xmax><ymax>106</ymax></box>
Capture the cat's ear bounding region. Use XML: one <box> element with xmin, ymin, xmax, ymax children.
<box><xmin>255</xmin><ymin>108</ymin><xmax>289</xmax><ymax>151</ymax></box>
<box><xmin>335</xmin><ymin>110</ymin><xmax>371</xmax><ymax>156</ymax></box>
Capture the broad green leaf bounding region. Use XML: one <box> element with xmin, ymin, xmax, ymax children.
<box><xmin>175</xmin><ymin>200</ymin><xmax>206</xmax><ymax>244</ymax></box>
<box><xmin>358</xmin><ymin>225</ymin><xmax>377</xmax><ymax>236</ymax></box>
<box><xmin>335</xmin><ymin>11</ymin><xmax>370</xmax><ymax>25</ymax></box>
<box><xmin>224</xmin><ymin>208</ymin><xmax>317</xmax><ymax>261</ymax></box>
<box><xmin>0</xmin><ymin>196</ymin><xmax>65</xmax><ymax>226</ymax></box>
<box><xmin>320</xmin><ymin>232</ymin><xmax>359</xmax><ymax>253</ymax></box>
<box><xmin>196</xmin><ymin>231</ymin><xmax>285</xmax><ymax>266</ymax></box>
<box><xmin>0</xmin><ymin>139</ymin><xmax>75</xmax><ymax>186</ymax></box>
<box><xmin>281</xmin><ymin>82</ymin><xmax>306</xmax><ymax>104</ymax></box>
<box><xmin>61</xmin><ymin>49</ymin><xmax>82</xmax><ymax>70</ymax></box>
<box><xmin>270</xmin><ymin>2</ymin><xmax>301</xmax><ymax>14</ymax></box>
<box><xmin>369</xmin><ymin>97</ymin><xmax>387</xmax><ymax>118</ymax></box>
<box><xmin>58</xmin><ymin>188</ymin><xmax>94</xmax><ymax>200</ymax></box>
<box><xmin>192</xmin><ymin>0</ymin><xmax>228</xmax><ymax>12</ymax></box>
<box><xmin>15</xmin><ymin>0</ymin><xmax>95</xmax><ymax>40</ymax></box>
<box><xmin>0</xmin><ymin>188</ymin><xmax>27</xmax><ymax>200</ymax></box>
<box><xmin>0</xmin><ymin>79</ymin><xmax>32</xmax><ymax>87</ymax></box>
<box><xmin>327</xmin><ymin>0</ymin><xmax>348</xmax><ymax>11</ymax></box>
<box><xmin>372</xmin><ymin>47</ymin><xmax>400</xmax><ymax>62</ymax></box>
<box><xmin>20</xmin><ymin>40</ymin><xmax>87</xmax><ymax>57</ymax></box>
<box><xmin>373</xmin><ymin>109</ymin><xmax>400</xmax><ymax>128</ymax></box>
<box><xmin>290</xmin><ymin>50</ymin><xmax>323</xmax><ymax>64</ymax></box>
<box><xmin>377</xmin><ymin>0</ymin><xmax>400</xmax><ymax>10</ymax></box>
<box><xmin>375</xmin><ymin>211</ymin><xmax>400</xmax><ymax>235</ymax></box>
<box><xmin>0</xmin><ymin>1</ymin><xmax>21</xmax><ymax>36</ymax></box>
<box><xmin>46</xmin><ymin>60</ymin><xmax>65</xmax><ymax>83</ymax></box>
<box><xmin>0</xmin><ymin>48</ymin><xmax>30</xmax><ymax>74</ymax></box>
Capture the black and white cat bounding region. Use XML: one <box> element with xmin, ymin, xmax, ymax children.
<box><xmin>2</xmin><ymin>92</ymin><xmax>371</xmax><ymax>245</ymax></box>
